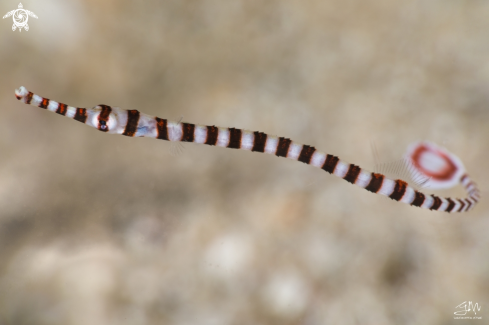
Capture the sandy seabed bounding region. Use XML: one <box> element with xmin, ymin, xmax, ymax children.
<box><xmin>0</xmin><ymin>1</ymin><xmax>488</xmax><ymax>324</ymax></box>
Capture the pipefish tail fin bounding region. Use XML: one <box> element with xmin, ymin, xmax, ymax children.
<box><xmin>405</xmin><ymin>141</ymin><xmax>466</xmax><ymax>190</ymax></box>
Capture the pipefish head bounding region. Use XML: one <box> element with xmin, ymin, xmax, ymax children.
<box><xmin>87</xmin><ymin>105</ymin><xmax>127</xmax><ymax>134</ymax></box>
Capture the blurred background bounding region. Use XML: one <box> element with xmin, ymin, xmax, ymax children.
<box><xmin>1</xmin><ymin>0</ymin><xmax>489</xmax><ymax>324</ymax></box>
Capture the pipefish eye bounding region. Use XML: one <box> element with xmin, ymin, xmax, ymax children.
<box><xmin>99</xmin><ymin>113</ymin><xmax>118</xmax><ymax>132</ymax></box>
<box><xmin>99</xmin><ymin>120</ymin><xmax>107</xmax><ymax>130</ymax></box>
<box><xmin>92</xmin><ymin>105</ymin><xmax>117</xmax><ymax>132</ymax></box>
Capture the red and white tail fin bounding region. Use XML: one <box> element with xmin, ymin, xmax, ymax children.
<box><xmin>405</xmin><ymin>141</ymin><xmax>480</xmax><ymax>211</ymax></box>
<box><xmin>405</xmin><ymin>142</ymin><xmax>466</xmax><ymax>190</ymax></box>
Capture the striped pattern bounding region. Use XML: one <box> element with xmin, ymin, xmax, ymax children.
<box><xmin>14</xmin><ymin>86</ymin><xmax>480</xmax><ymax>213</ymax></box>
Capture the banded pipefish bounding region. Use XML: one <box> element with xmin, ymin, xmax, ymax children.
<box><xmin>14</xmin><ymin>86</ymin><xmax>479</xmax><ymax>213</ymax></box>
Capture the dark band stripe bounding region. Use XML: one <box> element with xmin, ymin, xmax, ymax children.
<box><xmin>123</xmin><ymin>110</ymin><xmax>140</xmax><ymax>137</ymax></box>
<box><xmin>252</xmin><ymin>132</ymin><xmax>267</xmax><ymax>152</ymax></box>
<box><xmin>26</xmin><ymin>92</ymin><xmax>34</xmax><ymax>104</ymax></box>
<box><xmin>466</xmin><ymin>181</ymin><xmax>474</xmax><ymax>188</ymax></box>
<box><xmin>445</xmin><ymin>198</ymin><xmax>455</xmax><ymax>212</ymax></box>
<box><xmin>276</xmin><ymin>137</ymin><xmax>291</xmax><ymax>157</ymax></box>
<box><xmin>411</xmin><ymin>191</ymin><xmax>425</xmax><ymax>207</ymax></box>
<box><xmin>74</xmin><ymin>108</ymin><xmax>88</xmax><ymax>123</ymax></box>
<box><xmin>365</xmin><ymin>173</ymin><xmax>384</xmax><ymax>193</ymax></box>
<box><xmin>39</xmin><ymin>98</ymin><xmax>49</xmax><ymax>109</ymax></box>
<box><xmin>56</xmin><ymin>103</ymin><xmax>68</xmax><ymax>116</ymax></box>
<box><xmin>205</xmin><ymin>126</ymin><xmax>219</xmax><ymax>145</ymax></box>
<box><xmin>461</xmin><ymin>174</ymin><xmax>468</xmax><ymax>183</ymax></box>
<box><xmin>98</xmin><ymin>105</ymin><xmax>112</xmax><ymax>132</ymax></box>
<box><xmin>155</xmin><ymin>117</ymin><xmax>169</xmax><ymax>140</ymax></box>
<box><xmin>344</xmin><ymin>164</ymin><xmax>361</xmax><ymax>184</ymax></box>
<box><xmin>430</xmin><ymin>195</ymin><xmax>442</xmax><ymax>210</ymax></box>
<box><xmin>182</xmin><ymin>123</ymin><xmax>195</xmax><ymax>142</ymax></box>
<box><xmin>389</xmin><ymin>180</ymin><xmax>408</xmax><ymax>201</ymax></box>
<box><xmin>322</xmin><ymin>154</ymin><xmax>339</xmax><ymax>174</ymax></box>
<box><xmin>465</xmin><ymin>199</ymin><xmax>473</xmax><ymax>210</ymax></box>
<box><xmin>228</xmin><ymin>128</ymin><xmax>242</xmax><ymax>149</ymax></box>
<box><xmin>457</xmin><ymin>199</ymin><xmax>466</xmax><ymax>212</ymax></box>
<box><xmin>98</xmin><ymin>105</ymin><xmax>112</xmax><ymax>121</ymax></box>
<box><xmin>298</xmin><ymin>145</ymin><xmax>316</xmax><ymax>164</ymax></box>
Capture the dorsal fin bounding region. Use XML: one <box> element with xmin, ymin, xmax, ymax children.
<box><xmin>169</xmin><ymin>116</ymin><xmax>186</xmax><ymax>156</ymax></box>
<box><xmin>371</xmin><ymin>142</ymin><xmax>431</xmax><ymax>190</ymax></box>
